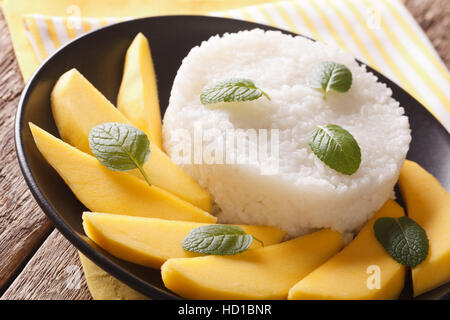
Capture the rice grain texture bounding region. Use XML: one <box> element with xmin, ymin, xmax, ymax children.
<box><xmin>163</xmin><ymin>29</ymin><xmax>411</xmax><ymax>237</ymax></box>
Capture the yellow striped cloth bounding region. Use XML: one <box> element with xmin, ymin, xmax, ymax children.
<box><xmin>22</xmin><ymin>15</ymin><xmax>132</xmax><ymax>63</ymax></box>
<box><xmin>20</xmin><ymin>0</ymin><xmax>450</xmax><ymax>131</ymax></box>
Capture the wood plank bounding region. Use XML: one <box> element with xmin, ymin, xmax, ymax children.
<box><xmin>0</xmin><ymin>230</ymin><xmax>92</xmax><ymax>300</ymax></box>
<box><xmin>0</xmin><ymin>9</ymin><xmax>54</xmax><ymax>293</ymax></box>
<box><xmin>0</xmin><ymin>0</ymin><xmax>448</xmax><ymax>300</ymax></box>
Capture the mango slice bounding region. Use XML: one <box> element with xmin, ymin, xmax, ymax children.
<box><xmin>83</xmin><ymin>212</ymin><xmax>286</xmax><ymax>269</ymax></box>
<box><xmin>399</xmin><ymin>160</ymin><xmax>450</xmax><ymax>297</ymax></box>
<box><xmin>30</xmin><ymin>123</ymin><xmax>216</xmax><ymax>223</ymax></box>
<box><xmin>161</xmin><ymin>229</ymin><xmax>344</xmax><ymax>299</ymax></box>
<box><xmin>288</xmin><ymin>200</ymin><xmax>406</xmax><ymax>300</ymax></box>
<box><xmin>51</xmin><ymin>69</ymin><xmax>211</xmax><ymax>212</ymax></box>
<box><xmin>117</xmin><ymin>33</ymin><xmax>162</xmax><ymax>149</ymax></box>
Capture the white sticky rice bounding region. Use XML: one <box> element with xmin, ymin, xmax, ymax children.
<box><xmin>162</xmin><ymin>29</ymin><xmax>411</xmax><ymax>237</ymax></box>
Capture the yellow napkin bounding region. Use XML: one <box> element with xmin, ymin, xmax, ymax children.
<box><xmin>2</xmin><ymin>0</ymin><xmax>450</xmax><ymax>299</ymax></box>
<box><xmin>2</xmin><ymin>0</ymin><xmax>275</xmax><ymax>80</ymax></box>
<box><xmin>79</xmin><ymin>253</ymin><xmax>148</xmax><ymax>300</ymax></box>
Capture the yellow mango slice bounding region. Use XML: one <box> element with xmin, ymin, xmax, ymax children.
<box><xmin>117</xmin><ymin>33</ymin><xmax>162</xmax><ymax>149</ymax></box>
<box><xmin>51</xmin><ymin>69</ymin><xmax>211</xmax><ymax>212</ymax></box>
<box><xmin>83</xmin><ymin>212</ymin><xmax>286</xmax><ymax>269</ymax></box>
<box><xmin>399</xmin><ymin>160</ymin><xmax>450</xmax><ymax>297</ymax></box>
<box><xmin>30</xmin><ymin>123</ymin><xmax>216</xmax><ymax>223</ymax></box>
<box><xmin>288</xmin><ymin>200</ymin><xmax>406</xmax><ymax>300</ymax></box>
<box><xmin>161</xmin><ymin>229</ymin><xmax>344</xmax><ymax>300</ymax></box>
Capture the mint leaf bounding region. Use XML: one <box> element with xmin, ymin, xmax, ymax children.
<box><xmin>374</xmin><ymin>216</ymin><xmax>429</xmax><ymax>268</ymax></box>
<box><xmin>200</xmin><ymin>78</ymin><xmax>270</xmax><ymax>105</ymax></box>
<box><xmin>182</xmin><ymin>225</ymin><xmax>254</xmax><ymax>255</ymax></box>
<box><xmin>309</xmin><ymin>124</ymin><xmax>361</xmax><ymax>175</ymax></box>
<box><xmin>89</xmin><ymin>122</ymin><xmax>152</xmax><ymax>186</ymax></box>
<box><xmin>308</xmin><ymin>61</ymin><xmax>352</xmax><ymax>99</ymax></box>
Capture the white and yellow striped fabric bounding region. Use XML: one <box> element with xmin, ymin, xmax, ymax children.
<box><xmin>22</xmin><ymin>15</ymin><xmax>132</xmax><ymax>63</ymax></box>
<box><xmin>21</xmin><ymin>0</ymin><xmax>450</xmax><ymax>131</ymax></box>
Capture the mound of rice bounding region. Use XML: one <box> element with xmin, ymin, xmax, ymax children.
<box><xmin>163</xmin><ymin>29</ymin><xmax>411</xmax><ymax>237</ymax></box>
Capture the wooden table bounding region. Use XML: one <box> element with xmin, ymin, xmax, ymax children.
<box><xmin>0</xmin><ymin>0</ymin><xmax>449</xmax><ymax>300</ymax></box>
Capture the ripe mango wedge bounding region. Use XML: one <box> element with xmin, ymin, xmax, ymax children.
<box><xmin>288</xmin><ymin>200</ymin><xmax>406</xmax><ymax>300</ymax></box>
<box><xmin>30</xmin><ymin>123</ymin><xmax>216</xmax><ymax>223</ymax></box>
<box><xmin>161</xmin><ymin>229</ymin><xmax>344</xmax><ymax>300</ymax></box>
<box><xmin>51</xmin><ymin>68</ymin><xmax>211</xmax><ymax>212</ymax></box>
<box><xmin>117</xmin><ymin>33</ymin><xmax>162</xmax><ymax>149</ymax></box>
<box><xmin>83</xmin><ymin>212</ymin><xmax>286</xmax><ymax>269</ymax></box>
<box><xmin>399</xmin><ymin>160</ymin><xmax>450</xmax><ymax>297</ymax></box>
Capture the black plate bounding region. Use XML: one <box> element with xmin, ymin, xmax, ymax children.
<box><xmin>15</xmin><ymin>15</ymin><xmax>450</xmax><ymax>300</ymax></box>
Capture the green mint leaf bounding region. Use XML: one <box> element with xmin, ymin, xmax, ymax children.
<box><xmin>308</xmin><ymin>61</ymin><xmax>352</xmax><ymax>99</ymax></box>
<box><xmin>200</xmin><ymin>78</ymin><xmax>270</xmax><ymax>105</ymax></box>
<box><xmin>89</xmin><ymin>122</ymin><xmax>152</xmax><ymax>186</ymax></box>
<box><xmin>374</xmin><ymin>216</ymin><xmax>429</xmax><ymax>268</ymax></box>
<box><xmin>309</xmin><ymin>124</ymin><xmax>361</xmax><ymax>175</ymax></box>
<box><xmin>182</xmin><ymin>225</ymin><xmax>254</xmax><ymax>255</ymax></box>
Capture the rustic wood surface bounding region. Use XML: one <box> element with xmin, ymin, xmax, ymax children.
<box><xmin>0</xmin><ymin>0</ymin><xmax>448</xmax><ymax>300</ymax></box>
<box><xmin>0</xmin><ymin>9</ymin><xmax>54</xmax><ymax>295</ymax></box>
<box><xmin>1</xmin><ymin>230</ymin><xmax>91</xmax><ymax>300</ymax></box>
